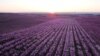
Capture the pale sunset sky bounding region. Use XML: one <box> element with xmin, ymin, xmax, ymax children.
<box><xmin>0</xmin><ymin>0</ymin><xmax>100</xmax><ymax>13</ymax></box>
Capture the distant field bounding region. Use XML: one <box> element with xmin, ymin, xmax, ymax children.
<box><xmin>0</xmin><ymin>13</ymin><xmax>100</xmax><ymax>34</ymax></box>
<box><xmin>0</xmin><ymin>13</ymin><xmax>55</xmax><ymax>34</ymax></box>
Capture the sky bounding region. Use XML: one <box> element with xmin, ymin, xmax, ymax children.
<box><xmin>0</xmin><ymin>0</ymin><xmax>100</xmax><ymax>13</ymax></box>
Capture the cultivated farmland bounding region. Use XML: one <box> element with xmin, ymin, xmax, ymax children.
<box><xmin>0</xmin><ymin>13</ymin><xmax>100</xmax><ymax>56</ymax></box>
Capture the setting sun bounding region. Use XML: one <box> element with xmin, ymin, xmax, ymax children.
<box><xmin>0</xmin><ymin>0</ymin><xmax>100</xmax><ymax>13</ymax></box>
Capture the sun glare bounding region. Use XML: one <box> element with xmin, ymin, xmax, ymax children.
<box><xmin>0</xmin><ymin>0</ymin><xmax>100</xmax><ymax>12</ymax></box>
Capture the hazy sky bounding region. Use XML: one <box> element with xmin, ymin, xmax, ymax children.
<box><xmin>0</xmin><ymin>0</ymin><xmax>100</xmax><ymax>13</ymax></box>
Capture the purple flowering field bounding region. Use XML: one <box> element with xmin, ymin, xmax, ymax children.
<box><xmin>0</xmin><ymin>13</ymin><xmax>100</xmax><ymax>56</ymax></box>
